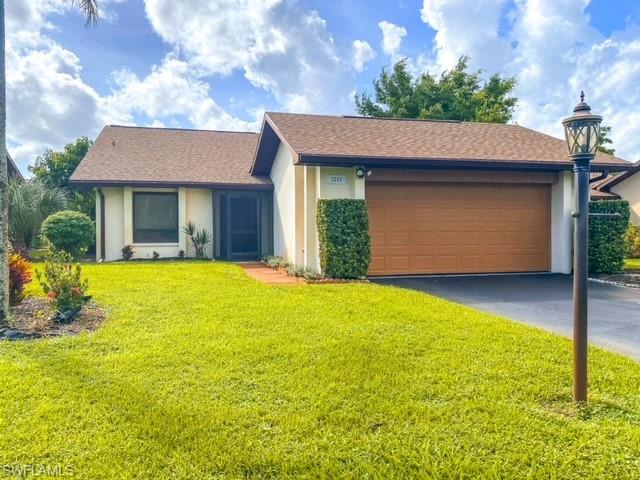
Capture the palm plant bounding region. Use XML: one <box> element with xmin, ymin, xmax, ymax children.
<box><xmin>183</xmin><ymin>221</ymin><xmax>214</xmax><ymax>259</ymax></box>
<box><xmin>9</xmin><ymin>179</ymin><xmax>68</xmax><ymax>249</ymax></box>
<box><xmin>0</xmin><ymin>0</ymin><xmax>99</xmax><ymax>322</ymax></box>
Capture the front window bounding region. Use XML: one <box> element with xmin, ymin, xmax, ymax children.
<box><xmin>133</xmin><ymin>192</ymin><xmax>179</xmax><ymax>243</ymax></box>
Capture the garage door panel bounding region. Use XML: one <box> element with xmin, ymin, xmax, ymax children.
<box><xmin>414</xmin><ymin>232</ymin><xmax>434</xmax><ymax>246</ymax></box>
<box><xmin>367</xmin><ymin>182</ymin><xmax>550</xmax><ymax>275</ymax></box>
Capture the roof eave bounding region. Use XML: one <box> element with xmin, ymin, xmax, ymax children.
<box><xmin>595</xmin><ymin>159</ymin><xmax>640</xmax><ymax>191</ymax></box>
<box><xmin>297</xmin><ymin>154</ymin><xmax>633</xmax><ymax>172</ymax></box>
<box><xmin>69</xmin><ymin>179</ymin><xmax>274</xmax><ymax>190</ymax></box>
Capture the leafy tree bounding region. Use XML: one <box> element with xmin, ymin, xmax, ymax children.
<box><xmin>356</xmin><ymin>56</ymin><xmax>517</xmax><ymax>123</ymax></box>
<box><xmin>597</xmin><ymin>125</ymin><xmax>615</xmax><ymax>155</ymax></box>
<box><xmin>8</xmin><ymin>179</ymin><xmax>68</xmax><ymax>249</ymax></box>
<box><xmin>0</xmin><ymin>0</ymin><xmax>99</xmax><ymax>323</ymax></box>
<box><xmin>29</xmin><ymin>137</ymin><xmax>95</xmax><ymax>219</ymax></box>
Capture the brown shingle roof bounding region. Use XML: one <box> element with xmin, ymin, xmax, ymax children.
<box><xmin>258</xmin><ymin>112</ymin><xmax>630</xmax><ymax>170</ymax></box>
<box><xmin>70</xmin><ymin>126</ymin><xmax>271</xmax><ymax>188</ymax></box>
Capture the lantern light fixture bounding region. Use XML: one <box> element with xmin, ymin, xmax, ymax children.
<box><xmin>562</xmin><ymin>91</ymin><xmax>603</xmax><ymax>160</ymax></box>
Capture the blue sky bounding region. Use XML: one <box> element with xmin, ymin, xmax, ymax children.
<box><xmin>6</xmin><ymin>0</ymin><xmax>640</xmax><ymax>170</ymax></box>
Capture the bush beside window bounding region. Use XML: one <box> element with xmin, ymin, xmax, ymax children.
<box><xmin>589</xmin><ymin>200</ymin><xmax>630</xmax><ymax>274</ymax></box>
<box><xmin>42</xmin><ymin>210</ymin><xmax>94</xmax><ymax>259</ymax></box>
<box><xmin>317</xmin><ymin>199</ymin><xmax>371</xmax><ymax>279</ymax></box>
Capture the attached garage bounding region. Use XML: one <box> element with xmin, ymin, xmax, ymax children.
<box><xmin>367</xmin><ymin>170</ymin><xmax>553</xmax><ymax>276</ymax></box>
<box><xmin>245</xmin><ymin>112</ymin><xmax>630</xmax><ymax>277</ymax></box>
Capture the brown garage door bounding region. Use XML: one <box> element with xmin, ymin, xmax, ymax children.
<box><xmin>367</xmin><ymin>183</ymin><xmax>551</xmax><ymax>276</ymax></box>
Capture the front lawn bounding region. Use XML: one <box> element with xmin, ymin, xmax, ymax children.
<box><xmin>2</xmin><ymin>262</ymin><xmax>640</xmax><ymax>479</ymax></box>
<box><xmin>625</xmin><ymin>258</ymin><xmax>640</xmax><ymax>270</ymax></box>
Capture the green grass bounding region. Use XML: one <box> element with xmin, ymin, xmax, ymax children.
<box><xmin>2</xmin><ymin>262</ymin><xmax>640</xmax><ymax>479</ymax></box>
<box><xmin>625</xmin><ymin>258</ymin><xmax>640</xmax><ymax>270</ymax></box>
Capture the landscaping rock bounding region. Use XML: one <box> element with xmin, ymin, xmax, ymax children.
<box><xmin>1</xmin><ymin>329</ymin><xmax>41</xmax><ymax>341</ymax></box>
<box><xmin>55</xmin><ymin>306</ymin><xmax>82</xmax><ymax>324</ymax></box>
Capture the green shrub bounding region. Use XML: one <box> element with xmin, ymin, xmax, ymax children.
<box><xmin>624</xmin><ymin>224</ymin><xmax>640</xmax><ymax>258</ymax></box>
<box><xmin>42</xmin><ymin>210</ymin><xmax>94</xmax><ymax>259</ymax></box>
<box><xmin>36</xmin><ymin>250</ymin><xmax>89</xmax><ymax>313</ymax></box>
<box><xmin>589</xmin><ymin>200</ymin><xmax>630</xmax><ymax>274</ymax></box>
<box><xmin>264</xmin><ymin>255</ymin><xmax>289</xmax><ymax>269</ymax></box>
<box><xmin>121</xmin><ymin>245</ymin><xmax>134</xmax><ymax>261</ymax></box>
<box><xmin>286</xmin><ymin>264</ymin><xmax>305</xmax><ymax>277</ymax></box>
<box><xmin>317</xmin><ymin>199</ymin><xmax>371</xmax><ymax>279</ymax></box>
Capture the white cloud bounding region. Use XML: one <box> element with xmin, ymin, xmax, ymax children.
<box><xmin>417</xmin><ymin>0</ymin><xmax>640</xmax><ymax>161</ymax></box>
<box><xmin>378</xmin><ymin>20</ymin><xmax>407</xmax><ymax>57</ymax></box>
<box><xmin>101</xmin><ymin>56</ymin><xmax>259</xmax><ymax>131</ymax></box>
<box><xmin>351</xmin><ymin>40</ymin><xmax>376</xmax><ymax>72</ymax></box>
<box><xmin>8</xmin><ymin>0</ymin><xmax>367</xmax><ymax>170</ymax></box>
<box><xmin>143</xmin><ymin>0</ymin><xmax>355</xmax><ymax>114</ymax></box>
<box><xmin>5</xmin><ymin>0</ymin><xmax>104</xmax><ymax>170</ymax></box>
<box><xmin>420</xmin><ymin>0</ymin><xmax>511</xmax><ymax>72</ymax></box>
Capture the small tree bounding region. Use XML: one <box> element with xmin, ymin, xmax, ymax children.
<box><xmin>29</xmin><ymin>137</ymin><xmax>96</xmax><ymax>218</ymax></box>
<box><xmin>42</xmin><ymin>210</ymin><xmax>94</xmax><ymax>259</ymax></box>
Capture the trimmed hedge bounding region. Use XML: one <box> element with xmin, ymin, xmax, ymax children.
<box><xmin>589</xmin><ymin>200</ymin><xmax>630</xmax><ymax>274</ymax></box>
<box><xmin>317</xmin><ymin>199</ymin><xmax>371</xmax><ymax>279</ymax></box>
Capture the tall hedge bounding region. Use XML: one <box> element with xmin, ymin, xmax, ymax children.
<box><xmin>317</xmin><ymin>199</ymin><xmax>371</xmax><ymax>278</ymax></box>
<box><xmin>589</xmin><ymin>200</ymin><xmax>630</xmax><ymax>274</ymax></box>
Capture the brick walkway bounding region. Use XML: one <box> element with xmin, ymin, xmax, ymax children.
<box><xmin>240</xmin><ymin>263</ymin><xmax>303</xmax><ymax>285</ymax></box>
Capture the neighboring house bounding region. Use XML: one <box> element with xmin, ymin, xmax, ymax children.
<box><xmin>70</xmin><ymin>113</ymin><xmax>632</xmax><ymax>276</ymax></box>
<box><xmin>7</xmin><ymin>153</ymin><xmax>23</xmax><ymax>180</ymax></box>
<box><xmin>591</xmin><ymin>160</ymin><xmax>640</xmax><ymax>225</ymax></box>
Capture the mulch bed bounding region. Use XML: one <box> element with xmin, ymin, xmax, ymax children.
<box><xmin>0</xmin><ymin>297</ymin><xmax>106</xmax><ymax>341</ymax></box>
<box><xmin>592</xmin><ymin>269</ymin><xmax>640</xmax><ymax>289</ymax></box>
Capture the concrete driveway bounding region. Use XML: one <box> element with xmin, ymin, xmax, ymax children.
<box><xmin>373</xmin><ymin>274</ymin><xmax>640</xmax><ymax>360</ymax></box>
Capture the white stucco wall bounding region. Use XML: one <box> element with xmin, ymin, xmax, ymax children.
<box><xmin>271</xmin><ymin>143</ymin><xmax>297</xmax><ymax>263</ymax></box>
<box><xmin>102</xmin><ymin>187</ymin><xmax>124</xmax><ymax>262</ymax></box>
<box><xmin>551</xmin><ymin>171</ymin><xmax>574</xmax><ymax>274</ymax></box>
<box><xmin>185</xmin><ymin>189</ymin><xmax>214</xmax><ymax>258</ymax></box>
<box><xmin>612</xmin><ymin>173</ymin><xmax>640</xmax><ymax>225</ymax></box>
<box><xmin>99</xmin><ymin>186</ymin><xmax>214</xmax><ymax>261</ymax></box>
<box><xmin>315</xmin><ymin>166</ymin><xmax>365</xmax><ymax>200</ymax></box>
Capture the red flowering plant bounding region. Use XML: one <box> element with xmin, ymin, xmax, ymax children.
<box><xmin>36</xmin><ymin>250</ymin><xmax>89</xmax><ymax>313</ymax></box>
<box><xmin>9</xmin><ymin>252</ymin><xmax>33</xmax><ymax>305</ymax></box>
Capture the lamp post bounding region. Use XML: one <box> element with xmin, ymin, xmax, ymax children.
<box><xmin>562</xmin><ymin>91</ymin><xmax>602</xmax><ymax>403</ymax></box>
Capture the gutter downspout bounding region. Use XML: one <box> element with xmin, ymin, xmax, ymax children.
<box><xmin>99</xmin><ymin>189</ymin><xmax>106</xmax><ymax>262</ymax></box>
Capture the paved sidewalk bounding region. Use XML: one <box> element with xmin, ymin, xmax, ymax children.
<box><xmin>240</xmin><ymin>263</ymin><xmax>302</xmax><ymax>285</ymax></box>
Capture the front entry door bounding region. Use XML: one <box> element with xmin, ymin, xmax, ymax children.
<box><xmin>222</xmin><ymin>195</ymin><xmax>261</xmax><ymax>260</ymax></box>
